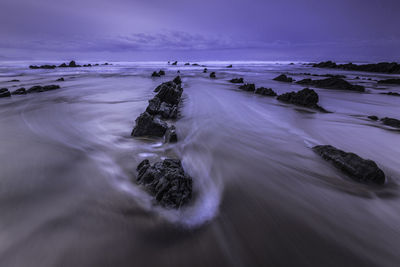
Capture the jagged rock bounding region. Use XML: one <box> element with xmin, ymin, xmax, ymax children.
<box><xmin>273</xmin><ymin>74</ymin><xmax>293</xmax><ymax>83</ymax></box>
<box><xmin>368</xmin><ymin>115</ymin><xmax>379</xmax><ymax>121</ymax></box>
<box><xmin>29</xmin><ymin>65</ymin><xmax>56</xmax><ymax>69</ymax></box>
<box><xmin>172</xmin><ymin>61</ymin><xmax>178</xmax><ymax>65</ymax></box>
<box><xmin>277</xmin><ymin>88</ymin><xmax>326</xmax><ymax>111</ymax></box>
<box><xmin>56</xmin><ymin>77</ymin><xmax>65</xmax><ymax>81</ymax></box>
<box><xmin>380</xmin><ymin>92</ymin><xmax>400</xmax><ymax>97</ymax></box>
<box><xmin>210</xmin><ymin>72</ymin><xmax>216</xmax><ymax>78</ymax></box>
<box><xmin>68</xmin><ymin>61</ymin><xmax>78</xmax><ymax>67</ymax></box>
<box><xmin>229</xmin><ymin>78</ymin><xmax>244</xmax><ymax>83</ymax></box>
<box><xmin>255</xmin><ymin>87</ymin><xmax>277</xmax><ymax>96</ymax></box>
<box><xmin>158</xmin><ymin>70</ymin><xmax>165</xmax><ymax>76</ymax></box>
<box><xmin>380</xmin><ymin>117</ymin><xmax>400</xmax><ymax>128</ymax></box>
<box><xmin>152</xmin><ymin>71</ymin><xmax>161</xmax><ymax>77</ymax></box>
<box><xmin>131</xmin><ymin>112</ymin><xmax>168</xmax><ymax>137</ymax></box>
<box><xmin>377</xmin><ymin>79</ymin><xmax>400</xmax><ymax>85</ymax></box>
<box><xmin>165</xmin><ymin>125</ymin><xmax>178</xmax><ymax>143</ymax></box>
<box><xmin>313</xmin><ymin>61</ymin><xmax>400</xmax><ymax>74</ymax></box>
<box><xmin>136</xmin><ymin>159</ymin><xmax>192</xmax><ymax>208</ymax></box>
<box><xmin>59</xmin><ymin>63</ymin><xmax>68</xmax><ymax>68</ymax></box>
<box><xmin>313</xmin><ymin>145</ymin><xmax>385</xmax><ymax>185</ymax></box>
<box><xmin>239</xmin><ymin>83</ymin><xmax>256</xmax><ymax>92</ymax></box>
<box><xmin>155</xmin><ymin>82</ymin><xmax>182</xmax><ymax>105</ymax></box>
<box><xmin>11</xmin><ymin>88</ymin><xmax>27</xmax><ymax>95</ymax></box>
<box><xmin>173</xmin><ymin>76</ymin><xmax>182</xmax><ymax>85</ymax></box>
<box><xmin>226</xmin><ymin>64</ymin><xmax>233</xmax><ymax>68</ymax></box>
<box><xmin>0</xmin><ymin>88</ymin><xmax>11</xmax><ymax>98</ymax></box>
<box><xmin>203</xmin><ymin>68</ymin><xmax>208</xmax><ymax>73</ymax></box>
<box><xmin>296</xmin><ymin>77</ymin><xmax>365</xmax><ymax>92</ymax></box>
<box><xmin>27</xmin><ymin>85</ymin><xmax>60</xmax><ymax>93</ymax></box>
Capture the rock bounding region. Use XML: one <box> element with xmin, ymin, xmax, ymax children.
<box><xmin>165</xmin><ymin>125</ymin><xmax>178</xmax><ymax>143</ymax></box>
<box><xmin>154</xmin><ymin>81</ymin><xmax>178</xmax><ymax>93</ymax></box>
<box><xmin>313</xmin><ymin>61</ymin><xmax>400</xmax><ymax>74</ymax></box>
<box><xmin>255</xmin><ymin>87</ymin><xmax>277</xmax><ymax>96</ymax></box>
<box><xmin>377</xmin><ymin>79</ymin><xmax>400</xmax><ymax>85</ymax></box>
<box><xmin>210</xmin><ymin>72</ymin><xmax>216</xmax><ymax>78</ymax></box>
<box><xmin>172</xmin><ymin>61</ymin><xmax>178</xmax><ymax>65</ymax></box>
<box><xmin>313</xmin><ymin>145</ymin><xmax>385</xmax><ymax>185</ymax></box>
<box><xmin>158</xmin><ymin>70</ymin><xmax>165</xmax><ymax>76</ymax></box>
<box><xmin>296</xmin><ymin>77</ymin><xmax>365</xmax><ymax>92</ymax></box>
<box><xmin>0</xmin><ymin>88</ymin><xmax>11</xmax><ymax>98</ymax></box>
<box><xmin>147</xmin><ymin>98</ymin><xmax>178</xmax><ymax>119</ymax></box>
<box><xmin>155</xmin><ymin>82</ymin><xmax>183</xmax><ymax>105</ymax></box>
<box><xmin>239</xmin><ymin>83</ymin><xmax>256</xmax><ymax>92</ymax></box>
<box><xmin>380</xmin><ymin>92</ymin><xmax>400</xmax><ymax>97</ymax></box>
<box><xmin>177</xmin><ymin>70</ymin><xmax>180</xmax><ymax>73</ymax></box>
<box><xmin>59</xmin><ymin>63</ymin><xmax>68</xmax><ymax>68</ymax></box>
<box><xmin>8</xmin><ymin>79</ymin><xmax>20</xmax><ymax>82</ymax></box>
<box><xmin>277</xmin><ymin>88</ymin><xmax>326</xmax><ymax>111</ymax></box>
<box><xmin>131</xmin><ymin>112</ymin><xmax>168</xmax><ymax>137</ymax></box>
<box><xmin>229</xmin><ymin>78</ymin><xmax>244</xmax><ymax>83</ymax></box>
<box><xmin>173</xmin><ymin>76</ymin><xmax>182</xmax><ymax>85</ymax></box>
<box><xmin>184</xmin><ymin>63</ymin><xmax>190</xmax><ymax>66</ymax></box>
<box><xmin>380</xmin><ymin>117</ymin><xmax>400</xmax><ymax>128</ymax></box>
<box><xmin>11</xmin><ymin>88</ymin><xmax>27</xmax><ymax>95</ymax></box>
<box><xmin>152</xmin><ymin>71</ymin><xmax>161</xmax><ymax>77</ymax></box>
<box><xmin>192</xmin><ymin>63</ymin><xmax>199</xmax><ymax>66</ymax></box>
<box><xmin>26</xmin><ymin>85</ymin><xmax>60</xmax><ymax>93</ymax></box>
<box><xmin>68</xmin><ymin>61</ymin><xmax>78</xmax><ymax>67</ymax></box>
<box><xmin>136</xmin><ymin>159</ymin><xmax>192</xmax><ymax>208</ymax></box>
<box><xmin>273</xmin><ymin>74</ymin><xmax>293</xmax><ymax>83</ymax></box>
<box><xmin>56</xmin><ymin>77</ymin><xmax>65</xmax><ymax>81</ymax></box>
<box><xmin>203</xmin><ymin>68</ymin><xmax>208</xmax><ymax>73</ymax></box>
<box><xmin>226</xmin><ymin>64</ymin><xmax>233</xmax><ymax>68</ymax></box>
<box><xmin>29</xmin><ymin>65</ymin><xmax>56</xmax><ymax>69</ymax></box>
<box><xmin>368</xmin><ymin>115</ymin><xmax>379</xmax><ymax>121</ymax></box>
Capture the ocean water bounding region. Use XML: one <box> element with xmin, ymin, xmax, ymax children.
<box><xmin>0</xmin><ymin>61</ymin><xmax>399</xmax><ymax>266</ymax></box>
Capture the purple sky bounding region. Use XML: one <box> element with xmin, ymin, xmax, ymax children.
<box><xmin>1</xmin><ymin>0</ymin><xmax>400</xmax><ymax>61</ymax></box>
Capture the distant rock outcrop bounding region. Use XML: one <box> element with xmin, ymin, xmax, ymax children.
<box><xmin>296</xmin><ymin>77</ymin><xmax>365</xmax><ymax>92</ymax></box>
<box><xmin>229</xmin><ymin>78</ymin><xmax>244</xmax><ymax>83</ymax></box>
<box><xmin>313</xmin><ymin>61</ymin><xmax>400</xmax><ymax>74</ymax></box>
<box><xmin>273</xmin><ymin>74</ymin><xmax>294</xmax><ymax>83</ymax></box>
<box><xmin>313</xmin><ymin>145</ymin><xmax>385</xmax><ymax>185</ymax></box>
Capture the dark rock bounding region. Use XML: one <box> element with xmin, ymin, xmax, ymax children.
<box><xmin>255</xmin><ymin>87</ymin><xmax>277</xmax><ymax>96</ymax></box>
<box><xmin>151</xmin><ymin>71</ymin><xmax>161</xmax><ymax>77</ymax></box>
<box><xmin>172</xmin><ymin>61</ymin><xmax>178</xmax><ymax>65</ymax></box>
<box><xmin>192</xmin><ymin>63</ymin><xmax>199</xmax><ymax>66</ymax></box>
<box><xmin>131</xmin><ymin>112</ymin><xmax>168</xmax><ymax>137</ymax></box>
<box><xmin>377</xmin><ymin>79</ymin><xmax>400</xmax><ymax>85</ymax></box>
<box><xmin>203</xmin><ymin>68</ymin><xmax>208</xmax><ymax>73</ymax></box>
<box><xmin>239</xmin><ymin>83</ymin><xmax>256</xmax><ymax>92</ymax></box>
<box><xmin>273</xmin><ymin>74</ymin><xmax>293</xmax><ymax>83</ymax></box>
<box><xmin>177</xmin><ymin>70</ymin><xmax>180</xmax><ymax>73</ymax></box>
<box><xmin>173</xmin><ymin>76</ymin><xmax>182</xmax><ymax>85</ymax></box>
<box><xmin>68</xmin><ymin>61</ymin><xmax>78</xmax><ymax>67</ymax></box>
<box><xmin>0</xmin><ymin>88</ymin><xmax>11</xmax><ymax>98</ymax></box>
<box><xmin>29</xmin><ymin>65</ymin><xmax>56</xmax><ymax>69</ymax></box>
<box><xmin>59</xmin><ymin>63</ymin><xmax>68</xmax><ymax>68</ymax></box>
<box><xmin>184</xmin><ymin>63</ymin><xmax>190</xmax><ymax>66</ymax></box>
<box><xmin>313</xmin><ymin>61</ymin><xmax>400</xmax><ymax>74</ymax></box>
<box><xmin>210</xmin><ymin>72</ymin><xmax>216</xmax><ymax>78</ymax></box>
<box><xmin>103</xmin><ymin>62</ymin><xmax>109</xmax><ymax>65</ymax></box>
<box><xmin>11</xmin><ymin>88</ymin><xmax>27</xmax><ymax>95</ymax></box>
<box><xmin>313</xmin><ymin>145</ymin><xmax>385</xmax><ymax>185</ymax></box>
<box><xmin>296</xmin><ymin>77</ymin><xmax>365</xmax><ymax>92</ymax></box>
<box><xmin>158</xmin><ymin>70</ymin><xmax>165</xmax><ymax>76</ymax></box>
<box><xmin>226</xmin><ymin>64</ymin><xmax>233</xmax><ymax>68</ymax></box>
<box><xmin>136</xmin><ymin>159</ymin><xmax>192</xmax><ymax>208</ymax></box>
<box><xmin>146</xmin><ymin>97</ymin><xmax>178</xmax><ymax>119</ymax></box>
<box><xmin>56</xmin><ymin>77</ymin><xmax>65</xmax><ymax>81</ymax></box>
<box><xmin>155</xmin><ymin>82</ymin><xmax>183</xmax><ymax>105</ymax></box>
<box><xmin>165</xmin><ymin>125</ymin><xmax>178</xmax><ymax>143</ymax></box>
<box><xmin>229</xmin><ymin>78</ymin><xmax>244</xmax><ymax>83</ymax></box>
<box><xmin>380</xmin><ymin>117</ymin><xmax>400</xmax><ymax>128</ymax></box>
<box><xmin>380</xmin><ymin>92</ymin><xmax>400</xmax><ymax>97</ymax></box>
<box><xmin>277</xmin><ymin>88</ymin><xmax>326</xmax><ymax>111</ymax></box>
<box><xmin>368</xmin><ymin>115</ymin><xmax>379</xmax><ymax>121</ymax></box>
<box><xmin>8</xmin><ymin>79</ymin><xmax>20</xmax><ymax>82</ymax></box>
<box><xmin>26</xmin><ymin>85</ymin><xmax>60</xmax><ymax>93</ymax></box>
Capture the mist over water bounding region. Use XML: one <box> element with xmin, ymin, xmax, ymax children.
<box><xmin>0</xmin><ymin>61</ymin><xmax>400</xmax><ymax>266</ymax></box>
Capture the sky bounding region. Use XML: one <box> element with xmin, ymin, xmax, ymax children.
<box><xmin>1</xmin><ymin>0</ymin><xmax>399</xmax><ymax>61</ymax></box>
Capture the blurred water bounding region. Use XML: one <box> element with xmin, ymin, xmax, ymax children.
<box><xmin>0</xmin><ymin>61</ymin><xmax>399</xmax><ymax>266</ymax></box>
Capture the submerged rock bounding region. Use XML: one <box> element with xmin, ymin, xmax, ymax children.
<box><xmin>165</xmin><ymin>125</ymin><xmax>178</xmax><ymax>143</ymax></box>
<box><xmin>273</xmin><ymin>74</ymin><xmax>293</xmax><ymax>83</ymax></box>
<box><xmin>277</xmin><ymin>88</ymin><xmax>326</xmax><ymax>111</ymax></box>
<box><xmin>8</xmin><ymin>79</ymin><xmax>20</xmax><ymax>82</ymax></box>
<box><xmin>136</xmin><ymin>159</ymin><xmax>192</xmax><ymax>208</ymax></box>
<box><xmin>255</xmin><ymin>87</ymin><xmax>277</xmax><ymax>96</ymax></box>
<box><xmin>313</xmin><ymin>145</ymin><xmax>385</xmax><ymax>185</ymax></box>
<box><xmin>11</xmin><ymin>88</ymin><xmax>27</xmax><ymax>95</ymax></box>
<box><xmin>296</xmin><ymin>77</ymin><xmax>365</xmax><ymax>92</ymax></box>
<box><xmin>27</xmin><ymin>85</ymin><xmax>60</xmax><ymax>93</ymax></box>
<box><xmin>313</xmin><ymin>61</ymin><xmax>400</xmax><ymax>74</ymax></box>
<box><xmin>377</xmin><ymin>79</ymin><xmax>400</xmax><ymax>85</ymax></box>
<box><xmin>239</xmin><ymin>83</ymin><xmax>256</xmax><ymax>92</ymax></box>
<box><xmin>131</xmin><ymin>112</ymin><xmax>168</xmax><ymax>137</ymax></box>
<box><xmin>380</xmin><ymin>117</ymin><xmax>400</xmax><ymax>128</ymax></box>
<box><xmin>210</xmin><ymin>72</ymin><xmax>216</xmax><ymax>78</ymax></box>
<box><xmin>0</xmin><ymin>88</ymin><xmax>11</xmax><ymax>98</ymax></box>
<box><xmin>368</xmin><ymin>115</ymin><xmax>379</xmax><ymax>121</ymax></box>
<box><xmin>229</xmin><ymin>78</ymin><xmax>244</xmax><ymax>83</ymax></box>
